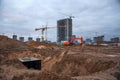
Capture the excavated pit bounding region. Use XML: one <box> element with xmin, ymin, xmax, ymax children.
<box><xmin>51</xmin><ymin>54</ymin><xmax>116</xmax><ymax>76</ymax></box>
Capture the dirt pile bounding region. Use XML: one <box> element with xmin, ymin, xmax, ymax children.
<box><xmin>26</xmin><ymin>41</ymin><xmax>58</xmax><ymax>49</ymax></box>
<box><xmin>0</xmin><ymin>67</ymin><xmax>71</xmax><ymax>80</ymax></box>
<box><xmin>42</xmin><ymin>46</ymin><xmax>120</xmax><ymax>80</ymax></box>
<box><xmin>47</xmin><ymin>53</ymin><xmax>116</xmax><ymax>76</ymax></box>
<box><xmin>0</xmin><ymin>36</ymin><xmax>66</xmax><ymax>80</ymax></box>
<box><xmin>26</xmin><ymin>41</ymin><xmax>44</xmax><ymax>47</ymax></box>
<box><xmin>1</xmin><ymin>35</ymin><xmax>120</xmax><ymax>80</ymax></box>
<box><xmin>0</xmin><ymin>36</ymin><xmax>33</xmax><ymax>53</ymax></box>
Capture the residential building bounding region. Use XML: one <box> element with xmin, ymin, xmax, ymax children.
<box><xmin>57</xmin><ymin>18</ymin><xmax>72</xmax><ymax>42</ymax></box>
<box><xmin>93</xmin><ymin>35</ymin><xmax>104</xmax><ymax>43</ymax></box>
<box><xmin>13</xmin><ymin>35</ymin><xmax>17</xmax><ymax>40</ymax></box>
<box><xmin>19</xmin><ymin>37</ymin><xmax>24</xmax><ymax>42</ymax></box>
<box><xmin>28</xmin><ymin>37</ymin><xmax>33</xmax><ymax>41</ymax></box>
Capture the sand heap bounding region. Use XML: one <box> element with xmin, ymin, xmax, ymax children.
<box><xmin>42</xmin><ymin>46</ymin><xmax>120</xmax><ymax>80</ymax></box>
<box><xmin>0</xmin><ymin>36</ymin><xmax>34</xmax><ymax>53</ymax></box>
<box><xmin>0</xmin><ymin>36</ymin><xmax>65</xmax><ymax>80</ymax></box>
<box><xmin>1</xmin><ymin>35</ymin><xmax>120</xmax><ymax>80</ymax></box>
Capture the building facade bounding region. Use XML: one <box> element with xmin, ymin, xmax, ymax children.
<box><xmin>93</xmin><ymin>35</ymin><xmax>104</xmax><ymax>43</ymax></box>
<box><xmin>13</xmin><ymin>35</ymin><xmax>17</xmax><ymax>40</ymax></box>
<box><xmin>19</xmin><ymin>37</ymin><xmax>24</xmax><ymax>42</ymax></box>
<box><xmin>111</xmin><ymin>37</ymin><xmax>119</xmax><ymax>42</ymax></box>
<box><xmin>28</xmin><ymin>37</ymin><xmax>33</xmax><ymax>41</ymax></box>
<box><xmin>57</xmin><ymin>18</ymin><xmax>72</xmax><ymax>42</ymax></box>
<box><xmin>85</xmin><ymin>38</ymin><xmax>92</xmax><ymax>45</ymax></box>
<box><xmin>36</xmin><ymin>38</ymin><xmax>40</xmax><ymax>42</ymax></box>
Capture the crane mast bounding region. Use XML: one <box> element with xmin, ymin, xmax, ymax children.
<box><xmin>35</xmin><ymin>27</ymin><xmax>47</xmax><ymax>42</ymax></box>
<box><xmin>35</xmin><ymin>26</ymin><xmax>64</xmax><ymax>42</ymax></box>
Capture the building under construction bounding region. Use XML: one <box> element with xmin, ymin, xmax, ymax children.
<box><xmin>93</xmin><ymin>35</ymin><xmax>104</xmax><ymax>43</ymax></box>
<box><xmin>57</xmin><ymin>18</ymin><xmax>72</xmax><ymax>42</ymax></box>
<box><xmin>111</xmin><ymin>37</ymin><xmax>120</xmax><ymax>42</ymax></box>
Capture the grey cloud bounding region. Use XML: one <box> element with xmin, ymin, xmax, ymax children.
<box><xmin>0</xmin><ymin>0</ymin><xmax>120</xmax><ymax>41</ymax></box>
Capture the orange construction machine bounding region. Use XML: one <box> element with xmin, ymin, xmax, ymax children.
<box><xmin>62</xmin><ymin>36</ymin><xmax>83</xmax><ymax>45</ymax></box>
<box><xmin>70</xmin><ymin>36</ymin><xmax>83</xmax><ymax>45</ymax></box>
<box><xmin>70</xmin><ymin>37</ymin><xmax>83</xmax><ymax>44</ymax></box>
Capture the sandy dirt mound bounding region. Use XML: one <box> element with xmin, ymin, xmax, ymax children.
<box><xmin>26</xmin><ymin>41</ymin><xmax>59</xmax><ymax>49</ymax></box>
<box><xmin>0</xmin><ymin>36</ymin><xmax>66</xmax><ymax>80</ymax></box>
<box><xmin>1</xmin><ymin>35</ymin><xmax>120</xmax><ymax>80</ymax></box>
<box><xmin>0</xmin><ymin>65</ymin><xmax>71</xmax><ymax>80</ymax></box>
<box><xmin>51</xmin><ymin>54</ymin><xmax>116</xmax><ymax>76</ymax></box>
<box><xmin>0</xmin><ymin>36</ymin><xmax>34</xmax><ymax>53</ymax></box>
<box><xmin>43</xmin><ymin>46</ymin><xmax>120</xmax><ymax>80</ymax></box>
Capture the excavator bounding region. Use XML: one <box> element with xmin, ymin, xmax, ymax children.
<box><xmin>62</xmin><ymin>36</ymin><xmax>84</xmax><ymax>46</ymax></box>
<box><xmin>70</xmin><ymin>36</ymin><xmax>83</xmax><ymax>45</ymax></box>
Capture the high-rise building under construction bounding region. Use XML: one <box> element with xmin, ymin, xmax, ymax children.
<box><xmin>57</xmin><ymin>18</ymin><xmax>72</xmax><ymax>42</ymax></box>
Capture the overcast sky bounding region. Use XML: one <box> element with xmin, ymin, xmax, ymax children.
<box><xmin>0</xmin><ymin>0</ymin><xmax>120</xmax><ymax>41</ymax></box>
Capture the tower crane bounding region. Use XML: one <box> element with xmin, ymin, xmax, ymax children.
<box><xmin>58</xmin><ymin>12</ymin><xmax>75</xmax><ymax>19</ymax></box>
<box><xmin>35</xmin><ymin>26</ymin><xmax>53</xmax><ymax>42</ymax></box>
<box><xmin>35</xmin><ymin>26</ymin><xmax>64</xmax><ymax>42</ymax></box>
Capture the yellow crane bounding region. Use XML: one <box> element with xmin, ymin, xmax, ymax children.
<box><xmin>35</xmin><ymin>26</ymin><xmax>53</xmax><ymax>42</ymax></box>
<box><xmin>35</xmin><ymin>26</ymin><xmax>64</xmax><ymax>42</ymax></box>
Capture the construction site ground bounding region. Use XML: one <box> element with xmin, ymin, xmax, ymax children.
<box><xmin>0</xmin><ymin>35</ymin><xmax>120</xmax><ymax>80</ymax></box>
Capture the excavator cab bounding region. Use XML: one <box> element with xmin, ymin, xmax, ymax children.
<box><xmin>70</xmin><ymin>37</ymin><xmax>83</xmax><ymax>45</ymax></box>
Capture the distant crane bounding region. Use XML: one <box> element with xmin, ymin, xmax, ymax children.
<box><xmin>35</xmin><ymin>25</ymin><xmax>64</xmax><ymax>42</ymax></box>
<box><xmin>35</xmin><ymin>26</ymin><xmax>52</xmax><ymax>42</ymax></box>
<box><xmin>58</xmin><ymin>12</ymin><xmax>75</xmax><ymax>19</ymax></box>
